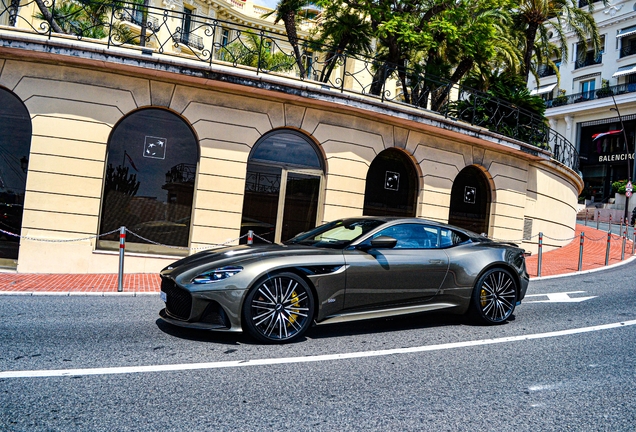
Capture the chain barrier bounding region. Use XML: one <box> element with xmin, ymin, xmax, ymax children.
<box><xmin>124</xmin><ymin>228</ymin><xmax>250</xmax><ymax>251</ymax></box>
<box><xmin>0</xmin><ymin>227</ymin><xmax>121</xmax><ymax>242</ymax></box>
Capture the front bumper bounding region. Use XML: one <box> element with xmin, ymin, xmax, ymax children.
<box><xmin>159</xmin><ymin>275</ymin><xmax>245</xmax><ymax>332</ymax></box>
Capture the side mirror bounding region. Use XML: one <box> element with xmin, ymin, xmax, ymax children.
<box><xmin>357</xmin><ymin>235</ymin><xmax>397</xmax><ymax>251</ymax></box>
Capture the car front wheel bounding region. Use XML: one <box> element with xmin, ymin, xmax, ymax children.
<box><xmin>469</xmin><ymin>268</ymin><xmax>517</xmax><ymax>324</ymax></box>
<box><xmin>243</xmin><ymin>272</ymin><xmax>314</xmax><ymax>343</ymax></box>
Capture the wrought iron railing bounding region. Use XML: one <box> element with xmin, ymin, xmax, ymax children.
<box><xmin>165</xmin><ymin>163</ymin><xmax>196</xmax><ymax>184</ymax></box>
<box><xmin>0</xmin><ymin>0</ymin><xmax>579</xmax><ymax>171</ymax></box>
<box><xmin>575</xmin><ymin>53</ymin><xmax>602</xmax><ymax>69</ymax></box>
<box><xmin>620</xmin><ymin>43</ymin><xmax>636</xmax><ymax>59</ymax></box>
<box><xmin>537</xmin><ymin>65</ymin><xmax>557</xmax><ymax>78</ymax></box>
<box><xmin>546</xmin><ymin>83</ymin><xmax>636</xmax><ymax>109</ymax></box>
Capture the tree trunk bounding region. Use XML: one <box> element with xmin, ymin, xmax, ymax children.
<box><xmin>283</xmin><ymin>13</ymin><xmax>306</xmax><ymax>79</ymax></box>
<box><xmin>522</xmin><ymin>22</ymin><xmax>539</xmax><ymax>84</ymax></box>
<box><xmin>33</xmin><ymin>0</ymin><xmax>64</xmax><ymax>33</ymax></box>
<box><xmin>431</xmin><ymin>58</ymin><xmax>473</xmax><ymax>112</ymax></box>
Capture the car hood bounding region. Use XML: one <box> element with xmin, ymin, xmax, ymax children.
<box><xmin>161</xmin><ymin>243</ymin><xmax>342</xmax><ymax>278</ymax></box>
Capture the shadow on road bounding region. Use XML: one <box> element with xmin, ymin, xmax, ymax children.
<box><xmin>155</xmin><ymin>311</ymin><xmax>514</xmax><ymax>345</ymax></box>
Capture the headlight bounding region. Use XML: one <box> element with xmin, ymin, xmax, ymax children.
<box><xmin>192</xmin><ymin>266</ymin><xmax>243</xmax><ymax>284</ymax></box>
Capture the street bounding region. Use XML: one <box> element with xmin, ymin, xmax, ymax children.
<box><xmin>1</xmin><ymin>265</ymin><xmax>635</xmax><ymax>431</ymax></box>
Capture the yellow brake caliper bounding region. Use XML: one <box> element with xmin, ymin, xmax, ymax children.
<box><xmin>480</xmin><ymin>288</ymin><xmax>488</xmax><ymax>307</ymax></box>
<box><xmin>288</xmin><ymin>291</ymin><xmax>300</xmax><ymax>326</ymax></box>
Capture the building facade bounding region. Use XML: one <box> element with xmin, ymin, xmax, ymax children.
<box><xmin>528</xmin><ymin>0</ymin><xmax>636</xmax><ymax>214</ymax></box>
<box><xmin>0</xmin><ymin>0</ymin><xmax>582</xmax><ymax>274</ymax></box>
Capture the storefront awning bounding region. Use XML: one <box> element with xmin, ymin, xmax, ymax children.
<box><xmin>530</xmin><ymin>83</ymin><xmax>556</xmax><ymax>95</ymax></box>
<box><xmin>617</xmin><ymin>25</ymin><xmax>636</xmax><ymax>39</ymax></box>
<box><xmin>612</xmin><ymin>63</ymin><xmax>636</xmax><ymax>78</ymax></box>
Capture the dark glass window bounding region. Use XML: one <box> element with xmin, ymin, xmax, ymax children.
<box><xmin>448</xmin><ymin>166</ymin><xmax>491</xmax><ymax>235</ymax></box>
<box><xmin>249</xmin><ymin>131</ymin><xmax>323</xmax><ymax>169</ymax></box>
<box><xmin>363</xmin><ymin>149</ymin><xmax>417</xmax><ymax>217</ymax></box>
<box><xmin>98</xmin><ymin>109</ymin><xmax>198</xmax><ymax>254</ymax></box>
<box><xmin>0</xmin><ymin>87</ymin><xmax>31</xmax><ymax>267</ymax></box>
<box><xmin>240</xmin><ymin>130</ymin><xmax>323</xmax><ymax>244</ymax></box>
<box><xmin>370</xmin><ymin>224</ymin><xmax>439</xmax><ymax>249</ymax></box>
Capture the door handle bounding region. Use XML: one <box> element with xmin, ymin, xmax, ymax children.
<box><xmin>428</xmin><ymin>259</ymin><xmax>444</xmax><ymax>264</ymax></box>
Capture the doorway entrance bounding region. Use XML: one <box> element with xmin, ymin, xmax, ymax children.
<box><xmin>448</xmin><ymin>165</ymin><xmax>492</xmax><ymax>235</ymax></box>
<box><xmin>240</xmin><ymin>130</ymin><xmax>324</xmax><ymax>243</ymax></box>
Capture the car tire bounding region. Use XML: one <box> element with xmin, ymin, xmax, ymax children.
<box><xmin>468</xmin><ymin>268</ymin><xmax>517</xmax><ymax>324</ymax></box>
<box><xmin>242</xmin><ymin>272</ymin><xmax>315</xmax><ymax>343</ymax></box>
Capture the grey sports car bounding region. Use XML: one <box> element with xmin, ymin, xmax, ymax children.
<box><xmin>159</xmin><ymin>217</ymin><xmax>529</xmax><ymax>343</ymax></box>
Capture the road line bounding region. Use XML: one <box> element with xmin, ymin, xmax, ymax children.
<box><xmin>2</xmin><ymin>319</ymin><xmax>635</xmax><ymax>379</ymax></box>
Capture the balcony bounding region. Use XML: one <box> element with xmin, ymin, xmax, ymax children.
<box><xmin>174</xmin><ymin>32</ymin><xmax>204</xmax><ymax>51</ymax></box>
<box><xmin>620</xmin><ymin>41</ymin><xmax>636</xmax><ymax>59</ymax></box>
<box><xmin>537</xmin><ymin>65</ymin><xmax>557</xmax><ymax>78</ymax></box>
<box><xmin>575</xmin><ymin>52</ymin><xmax>602</xmax><ymax>69</ymax></box>
<box><xmin>546</xmin><ymin>83</ymin><xmax>636</xmax><ymax>108</ymax></box>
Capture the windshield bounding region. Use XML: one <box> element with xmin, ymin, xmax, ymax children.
<box><xmin>285</xmin><ymin>219</ymin><xmax>385</xmax><ymax>249</ymax></box>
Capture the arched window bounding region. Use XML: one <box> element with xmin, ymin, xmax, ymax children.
<box><xmin>448</xmin><ymin>165</ymin><xmax>492</xmax><ymax>235</ymax></box>
<box><xmin>363</xmin><ymin>149</ymin><xmax>417</xmax><ymax>217</ymax></box>
<box><xmin>98</xmin><ymin>109</ymin><xmax>198</xmax><ymax>254</ymax></box>
<box><xmin>240</xmin><ymin>130</ymin><xmax>324</xmax><ymax>243</ymax></box>
<box><xmin>0</xmin><ymin>87</ymin><xmax>31</xmax><ymax>267</ymax></box>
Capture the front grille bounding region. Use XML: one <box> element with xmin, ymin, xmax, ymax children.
<box><xmin>161</xmin><ymin>277</ymin><xmax>192</xmax><ymax>320</ymax></box>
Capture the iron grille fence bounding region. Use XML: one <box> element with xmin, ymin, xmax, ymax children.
<box><xmin>1</xmin><ymin>0</ymin><xmax>578</xmax><ymax>171</ymax></box>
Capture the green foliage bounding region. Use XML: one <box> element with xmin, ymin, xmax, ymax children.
<box><xmin>612</xmin><ymin>179</ymin><xmax>628</xmax><ymax>195</ymax></box>
<box><xmin>34</xmin><ymin>0</ymin><xmax>139</xmax><ymax>42</ymax></box>
<box><xmin>447</xmin><ymin>71</ymin><xmax>549</xmax><ymax>148</ymax></box>
<box><xmin>222</xmin><ymin>33</ymin><xmax>295</xmax><ymax>72</ymax></box>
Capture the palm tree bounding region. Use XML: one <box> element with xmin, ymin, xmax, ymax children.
<box><xmin>262</xmin><ymin>0</ymin><xmax>309</xmax><ymax>78</ymax></box>
<box><xmin>311</xmin><ymin>5</ymin><xmax>373</xmax><ymax>83</ymax></box>
<box><xmin>512</xmin><ymin>0</ymin><xmax>605</xmax><ymax>83</ymax></box>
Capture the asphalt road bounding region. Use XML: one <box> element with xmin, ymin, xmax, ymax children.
<box><xmin>1</xmin><ymin>265</ymin><xmax>635</xmax><ymax>431</ymax></box>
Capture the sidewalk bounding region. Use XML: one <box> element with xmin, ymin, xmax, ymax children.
<box><xmin>0</xmin><ymin>224</ymin><xmax>633</xmax><ymax>295</ymax></box>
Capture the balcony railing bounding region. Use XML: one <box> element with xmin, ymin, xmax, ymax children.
<box><xmin>620</xmin><ymin>43</ymin><xmax>636</xmax><ymax>59</ymax></box>
<box><xmin>575</xmin><ymin>53</ymin><xmax>602</xmax><ymax>69</ymax></box>
<box><xmin>537</xmin><ymin>65</ymin><xmax>557</xmax><ymax>78</ymax></box>
<box><xmin>0</xmin><ymin>0</ymin><xmax>579</xmax><ymax>172</ymax></box>
<box><xmin>546</xmin><ymin>83</ymin><xmax>636</xmax><ymax>108</ymax></box>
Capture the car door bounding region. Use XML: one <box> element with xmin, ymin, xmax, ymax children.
<box><xmin>342</xmin><ymin>223</ymin><xmax>449</xmax><ymax>310</ymax></box>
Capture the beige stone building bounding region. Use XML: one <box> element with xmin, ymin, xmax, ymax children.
<box><xmin>0</xmin><ymin>0</ymin><xmax>582</xmax><ymax>274</ymax></box>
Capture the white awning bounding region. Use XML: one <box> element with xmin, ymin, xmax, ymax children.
<box><xmin>530</xmin><ymin>83</ymin><xmax>556</xmax><ymax>95</ymax></box>
<box><xmin>612</xmin><ymin>63</ymin><xmax>636</xmax><ymax>78</ymax></box>
<box><xmin>617</xmin><ymin>25</ymin><xmax>636</xmax><ymax>39</ymax></box>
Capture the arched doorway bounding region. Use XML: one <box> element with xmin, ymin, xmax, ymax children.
<box><xmin>240</xmin><ymin>130</ymin><xmax>324</xmax><ymax>243</ymax></box>
<box><xmin>0</xmin><ymin>87</ymin><xmax>32</xmax><ymax>267</ymax></box>
<box><xmin>98</xmin><ymin>108</ymin><xmax>199</xmax><ymax>254</ymax></box>
<box><xmin>363</xmin><ymin>148</ymin><xmax>417</xmax><ymax>217</ymax></box>
<box><xmin>448</xmin><ymin>165</ymin><xmax>492</xmax><ymax>234</ymax></box>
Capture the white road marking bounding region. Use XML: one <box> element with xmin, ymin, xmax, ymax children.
<box><xmin>525</xmin><ymin>291</ymin><xmax>597</xmax><ymax>303</ymax></box>
<box><xmin>1</xmin><ymin>319</ymin><xmax>635</xmax><ymax>379</ymax></box>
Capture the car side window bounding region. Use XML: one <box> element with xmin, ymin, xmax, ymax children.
<box><xmin>440</xmin><ymin>228</ymin><xmax>468</xmax><ymax>247</ymax></box>
<box><xmin>371</xmin><ymin>224</ymin><xmax>440</xmax><ymax>249</ymax></box>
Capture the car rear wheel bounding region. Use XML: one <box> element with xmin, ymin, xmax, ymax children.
<box><xmin>469</xmin><ymin>268</ymin><xmax>517</xmax><ymax>324</ymax></box>
<box><xmin>243</xmin><ymin>272</ymin><xmax>314</xmax><ymax>343</ymax></box>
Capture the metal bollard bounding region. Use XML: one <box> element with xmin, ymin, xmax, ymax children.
<box><xmin>578</xmin><ymin>232</ymin><xmax>584</xmax><ymax>272</ymax></box>
<box><xmin>596</xmin><ymin>211</ymin><xmax>600</xmax><ymax>230</ymax></box>
<box><xmin>118</xmin><ymin>226</ymin><xmax>125</xmax><ymax>292</ymax></box>
<box><xmin>620</xmin><ymin>218</ymin><xmax>624</xmax><ymax>237</ymax></box>
<box><xmin>621</xmin><ymin>235</ymin><xmax>626</xmax><ymax>261</ymax></box>
<box><xmin>537</xmin><ymin>232</ymin><xmax>543</xmax><ymax>277</ymax></box>
<box><xmin>247</xmin><ymin>230</ymin><xmax>254</xmax><ymax>245</ymax></box>
<box><xmin>585</xmin><ymin>209</ymin><xmax>588</xmax><ymax>226</ymax></box>
<box><xmin>609</xmin><ymin>214</ymin><xmax>612</xmax><ymax>233</ymax></box>
<box><xmin>605</xmin><ymin>231</ymin><xmax>611</xmax><ymax>266</ymax></box>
